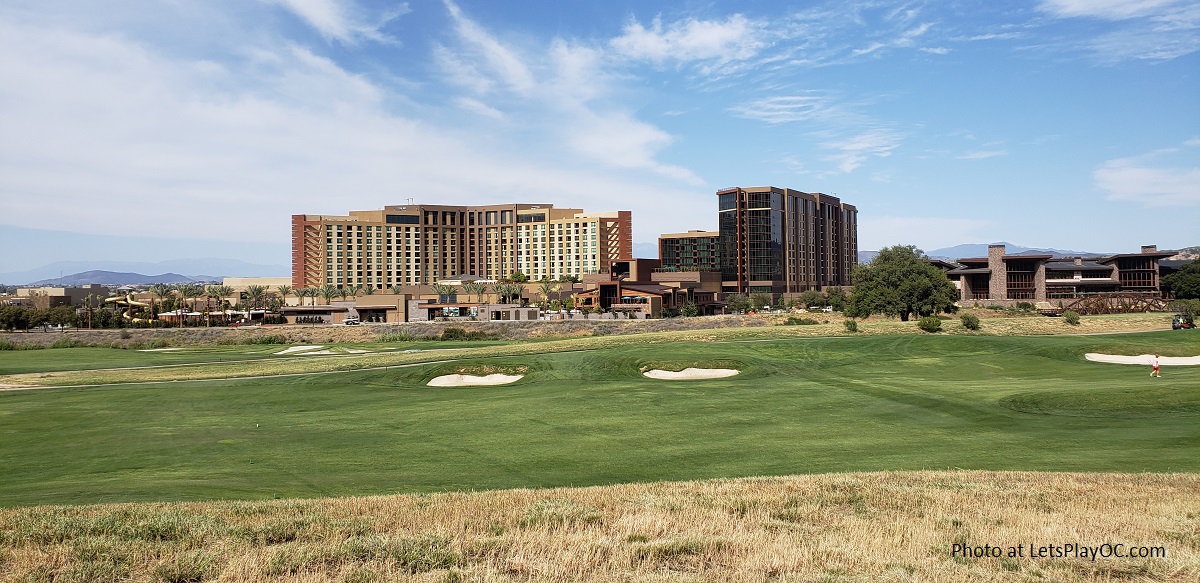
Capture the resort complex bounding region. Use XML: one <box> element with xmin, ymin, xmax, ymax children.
<box><xmin>291</xmin><ymin>204</ymin><xmax>632</xmax><ymax>290</ymax></box>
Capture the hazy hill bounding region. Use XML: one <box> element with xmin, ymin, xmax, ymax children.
<box><xmin>0</xmin><ymin>258</ymin><xmax>287</xmax><ymax>285</ymax></box>
<box><xmin>26</xmin><ymin>270</ymin><xmax>203</xmax><ymax>286</ymax></box>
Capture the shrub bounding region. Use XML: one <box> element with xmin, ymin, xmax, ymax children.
<box><xmin>960</xmin><ymin>313</ymin><xmax>981</xmax><ymax>331</ymax></box>
<box><xmin>784</xmin><ymin>316</ymin><xmax>820</xmax><ymax>325</ymax></box>
<box><xmin>241</xmin><ymin>335</ymin><xmax>289</xmax><ymax>345</ymax></box>
<box><xmin>119</xmin><ymin>329</ymin><xmax>132</xmax><ymax>339</ymax></box>
<box><xmin>843</xmin><ymin>320</ymin><xmax>858</xmax><ymax>333</ymax></box>
<box><xmin>50</xmin><ymin>337</ymin><xmax>81</xmax><ymax>349</ymax></box>
<box><xmin>438</xmin><ymin>327</ymin><xmax>493</xmax><ymax>341</ymax></box>
<box><xmin>1015</xmin><ymin>302</ymin><xmax>1035</xmax><ymax>311</ymax></box>
<box><xmin>1062</xmin><ymin>310</ymin><xmax>1081</xmax><ymax>325</ymax></box>
<box><xmin>917</xmin><ymin>316</ymin><xmax>942</xmax><ymax>333</ymax></box>
<box><xmin>378</xmin><ymin>331</ymin><xmax>415</xmax><ymax>342</ymax></box>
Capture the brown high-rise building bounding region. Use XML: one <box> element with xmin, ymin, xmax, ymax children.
<box><xmin>716</xmin><ymin>186</ymin><xmax>857</xmax><ymax>294</ymax></box>
<box><xmin>292</xmin><ymin>204</ymin><xmax>631</xmax><ymax>290</ymax></box>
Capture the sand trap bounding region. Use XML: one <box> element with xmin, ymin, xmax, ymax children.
<box><xmin>276</xmin><ymin>345</ymin><xmax>324</xmax><ymax>355</ymax></box>
<box><xmin>427</xmin><ymin>374</ymin><xmax>524</xmax><ymax>387</ymax></box>
<box><xmin>643</xmin><ymin>368</ymin><xmax>740</xmax><ymax>380</ymax></box>
<box><xmin>138</xmin><ymin>348</ymin><xmax>183</xmax><ymax>352</ymax></box>
<box><xmin>343</xmin><ymin>348</ymin><xmax>369</xmax><ymax>354</ymax></box>
<box><xmin>1085</xmin><ymin>353</ymin><xmax>1200</xmax><ymax>366</ymax></box>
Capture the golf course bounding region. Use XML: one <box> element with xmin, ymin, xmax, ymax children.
<box><xmin>0</xmin><ymin>316</ymin><xmax>1197</xmax><ymax>581</ymax></box>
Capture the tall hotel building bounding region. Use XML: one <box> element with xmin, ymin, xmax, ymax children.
<box><xmin>716</xmin><ymin>186</ymin><xmax>857</xmax><ymax>294</ymax></box>
<box><xmin>292</xmin><ymin>204</ymin><xmax>631</xmax><ymax>289</ymax></box>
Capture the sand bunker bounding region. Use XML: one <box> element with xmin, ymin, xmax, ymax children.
<box><xmin>138</xmin><ymin>348</ymin><xmax>184</xmax><ymax>352</ymax></box>
<box><xmin>1085</xmin><ymin>353</ymin><xmax>1200</xmax><ymax>366</ymax></box>
<box><xmin>643</xmin><ymin>368</ymin><xmax>740</xmax><ymax>380</ymax></box>
<box><xmin>427</xmin><ymin>374</ymin><xmax>524</xmax><ymax>387</ymax></box>
<box><xmin>275</xmin><ymin>345</ymin><xmax>324</xmax><ymax>355</ymax></box>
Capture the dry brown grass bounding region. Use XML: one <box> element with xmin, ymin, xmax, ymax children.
<box><xmin>1</xmin><ymin>471</ymin><xmax>1195</xmax><ymax>582</ymax></box>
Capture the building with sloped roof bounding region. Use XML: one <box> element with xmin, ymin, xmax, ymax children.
<box><xmin>943</xmin><ymin>244</ymin><xmax>1174</xmax><ymax>303</ymax></box>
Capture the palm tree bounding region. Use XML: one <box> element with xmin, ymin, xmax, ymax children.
<box><xmin>432</xmin><ymin>283</ymin><xmax>456</xmax><ymax>303</ymax></box>
<box><xmin>276</xmin><ymin>285</ymin><xmax>292</xmax><ymax>307</ymax></box>
<box><xmin>462</xmin><ymin>281</ymin><xmax>488</xmax><ymax>304</ymax></box>
<box><xmin>300</xmin><ymin>287</ymin><xmax>318</xmax><ymax>306</ymax></box>
<box><xmin>147</xmin><ymin>283</ymin><xmax>172</xmax><ymax>323</ymax></box>
<box><xmin>177</xmin><ymin>283</ymin><xmax>205</xmax><ymax>326</ymax></box>
<box><xmin>244</xmin><ymin>285</ymin><xmax>268</xmax><ymax>321</ymax></box>
<box><xmin>493</xmin><ymin>282</ymin><xmax>523</xmax><ymax>304</ymax></box>
<box><xmin>338</xmin><ymin>287</ymin><xmax>351</xmax><ymax>302</ymax></box>
<box><xmin>390</xmin><ymin>284</ymin><xmax>404</xmax><ymax>295</ymax></box>
<box><xmin>362</xmin><ymin>286</ymin><xmax>374</xmax><ymax>295</ymax></box>
<box><xmin>538</xmin><ymin>280</ymin><xmax>562</xmax><ymax>310</ymax></box>
<box><xmin>207</xmin><ymin>285</ymin><xmax>235</xmax><ymax>323</ymax></box>
<box><xmin>319</xmin><ymin>284</ymin><xmax>338</xmax><ymax>306</ymax></box>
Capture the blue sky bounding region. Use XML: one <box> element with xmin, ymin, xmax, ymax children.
<box><xmin>1</xmin><ymin>0</ymin><xmax>1197</xmax><ymax>272</ymax></box>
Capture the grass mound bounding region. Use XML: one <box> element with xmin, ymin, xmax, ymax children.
<box><xmin>999</xmin><ymin>386</ymin><xmax>1200</xmax><ymax>418</ymax></box>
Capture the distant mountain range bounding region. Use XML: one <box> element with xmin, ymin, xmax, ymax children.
<box><xmin>25</xmin><ymin>271</ymin><xmax>214</xmax><ymax>286</ymax></box>
<box><xmin>857</xmin><ymin>242</ymin><xmax>1198</xmax><ymax>265</ymax></box>
<box><xmin>1</xmin><ymin>258</ymin><xmax>288</xmax><ymax>286</ymax></box>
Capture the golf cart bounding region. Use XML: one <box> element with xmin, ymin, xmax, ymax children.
<box><xmin>1172</xmin><ymin>313</ymin><xmax>1195</xmax><ymax>330</ymax></box>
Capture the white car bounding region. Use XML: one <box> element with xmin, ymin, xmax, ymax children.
<box><xmin>343</xmin><ymin>317</ymin><xmax>361</xmax><ymax>325</ymax></box>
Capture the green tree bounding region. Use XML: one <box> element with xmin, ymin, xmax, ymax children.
<box><xmin>725</xmin><ymin>293</ymin><xmax>750</xmax><ymax>313</ymax></box>
<box><xmin>847</xmin><ymin>245</ymin><xmax>958</xmax><ymax>321</ymax></box>
<box><xmin>432</xmin><ymin>284</ymin><xmax>457</xmax><ymax>303</ymax></box>
<box><xmin>319</xmin><ymin>284</ymin><xmax>338</xmax><ymax>306</ymax></box>
<box><xmin>461</xmin><ymin>281</ymin><xmax>488</xmax><ymax>304</ymax></box>
<box><xmin>276</xmin><ymin>285</ymin><xmax>292</xmax><ymax>307</ymax></box>
<box><xmin>147</xmin><ymin>283</ymin><xmax>173</xmax><ymax>322</ymax></box>
<box><xmin>1163</xmin><ymin>262</ymin><xmax>1200</xmax><ymax>299</ymax></box>
<box><xmin>244</xmin><ymin>285</ymin><xmax>268</xmax><ymax>318</ymax></box>
<box><xmin>493</xmin><ymin>282</ymin><xmax>524</xmax><ymax>304</ymax></box>
<box><xmin>679</xmin><ymin>301</ymin><xmax>699</xmax><ymax>317</ymax></box>
<box><xmin>538</xmin><ymin>280</ymin><xmax>562</xmax><ymax>309</ymax></box>
<box><xmin>750</xmin><ymin>292</ymin><xmax>773</xmax><ymax>312</ymax></box>
<box><xmin>390</xmin><ymin>284</ymin><xmax>404</xmax><ymax>295</ymax></box>
<box><xmin>799</xmin><ymin>290</ymin><xmax>824</xmax><ymax>308</ymax></box>
<box><xmin>508</xmin><ymin>271</ymin><xmax>529</xmax><ymax>283</ymax></box>
<box><xmin>826</xmin><ymin>287</ymin><xmax>848</xmax><ymax>312</ymax></box>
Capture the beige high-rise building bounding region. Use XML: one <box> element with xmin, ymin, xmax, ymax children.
<box><xmin>291</xmin><ymin>204</ymin><xmax>632</xmax><ymax>290</ymax></box>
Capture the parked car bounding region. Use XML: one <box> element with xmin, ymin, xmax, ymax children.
<box><xmin>343</xmin><ymin>317</ymin><xmax>361</xmax><ymax>326</ymax></box>
<box><xmin>1172</xmin><ymin>313</ymin><xmax>1195</xmax><ymax>330</ymax></box>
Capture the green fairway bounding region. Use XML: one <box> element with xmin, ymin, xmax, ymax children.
<box><xmin>0</xmin><ymin>332</ymin><xmax>1197</xmax><ymax>507</ymax></box>
<box><xmin>0</xmin><ymin>339</ymin><xmax>512</xmax><ymax>375</ymax></box>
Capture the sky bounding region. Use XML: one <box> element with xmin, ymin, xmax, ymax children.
<box><xmin>1</xmin><ymin>0</ymin><xmax>1198</xmax><ymax>272</ymax></box>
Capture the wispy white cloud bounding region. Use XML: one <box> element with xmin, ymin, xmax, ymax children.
<box><xmin>453</xmin><ymin>96</ymin><xmax>504</xmax><ymax>120</ymax></box>
<box><xmin>610</xmin><ymin>14</ymin><xmax>768</xmax><ymax>67</ymax></box>
<box><xmin>1038</xmin><ymin>0</ymin><xmax>1184</xmax><ymax>20</ymax></box>
<box><xmin>957</xmin><ymin>150</ymin><xmax>1008</xmax><ymax>160</ymax></box>
<box><xmin>1038</xmin><ymin>0</ymin><xmax>1200</xmax><ymax>61</ymax></box>
<box><xmin>1095</xmin><ymin>141</ymin><xmax>1200</xmax><ymax>206</ymax></box>
<box><xmin>729</xmin><ymin>93</ymin><xmax>858</xmax><ymax>125</ymax></box>
<box><xmin>273</xmin><ymin>0</ymin><xmax>409</xmax><ymax>44</ymax></box>
<box><xmin>442</xmin><ymin>0</ymin><xmax>535</xmax><ymax>95</ymax></box>
<box><xmin>920</xmin><ymin>46</ymin><xmax>951</xmax><ymax>55</ymax></box>
<box><xmin>821</xmin><ymin>129</ymin><xmax>903</xmax><ymax>174</ymax></box>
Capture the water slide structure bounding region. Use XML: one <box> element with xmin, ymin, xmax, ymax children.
<box><xmin>104</xmin><ymin>294</ymin><xmax>151</xmax><ymax>323</ymax></box>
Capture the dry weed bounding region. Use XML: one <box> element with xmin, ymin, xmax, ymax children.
<box><xmin>1</xmin><ymin>471</ymin><xmax>1195</xmax><ymax>582</ymax></box>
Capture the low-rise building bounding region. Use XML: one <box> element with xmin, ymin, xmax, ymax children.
<box><xmin>944</xmin><ymin>244</ymin><xmax>1174</xmax><ymax>304</ymax></box>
